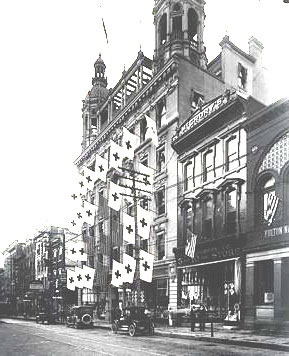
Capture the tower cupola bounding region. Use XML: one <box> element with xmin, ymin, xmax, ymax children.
<box><xmin>92</xmin><ymin>53</ymin><xmax>108</xmax><ymax>88</ymax></box>
<box><xmin>153</xmin><ymin>0</ymin><xmax>207</xmax><ymax>71</ymax></box>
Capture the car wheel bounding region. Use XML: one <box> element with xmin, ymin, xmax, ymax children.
<box><xmin>81</xmin><ymin>314</ymin><xmax>92</xmax><ymax>326</ymax></box>
<box><xmin>111</xmin><ymin>322</ymin><xmax>118</xmax><ymax>334</ymax></box>
<box><xmin>128</xmin><ymin>323</ymin><xmax>136</xmax><ymax>337</ymax></box>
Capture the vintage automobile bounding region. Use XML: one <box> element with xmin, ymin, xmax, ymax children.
<box><xmin>66</xmin><ymin>306</ymin><xmax>94</xmax><ymax>329</ymax></box>
<box><xmin>36</xmin><ymin>312</ymin><xmax>58</xmax><ymax>324</ymax></box>
<box><xmin>111</xmin><ymin>306</ymin><xmax>155</xmax><ymax>337</ymax></box>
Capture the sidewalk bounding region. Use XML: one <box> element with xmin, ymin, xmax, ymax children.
<box><xmin>93</xmin><ymin>320</ymin><xmax>289</xmax><ymax>352</ymax></box>
<box><xmin>3</xmin><ymin>316</ymin><xmax>289</xmax><ymax>352</ymax></box>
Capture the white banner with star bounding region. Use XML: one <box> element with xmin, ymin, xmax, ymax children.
<box><xmin>111</xmin><ymin>260</ymin><xmax>124</xmax><ymax>287</ymax></box>
<box><xmin>139</xmin><ymin>249</ymin><xmax>154</xmax><ymax>283</ymax></box>
<box><xmin>137</xmin><ymin>205</ymin><xmax>152</xmax><ymax>240</ymax></box>
<box><xmin>122</xmin><ymin>127</ymin><xmax>138</xmax><ymax>160</ymax></box>
<box><xmin>122</xmin><ymin>253</ymin><xmax>136</xmax><ymax>284</ymax></box>
<box><xmin>108</xmin><ymin>181</ymin><xmax>123</xmax><ymax>211</ymax></box>
<box><xmin>123</xmin><ymin>212</ymin><xmax>135</xmax><ymax>244</ymax></box>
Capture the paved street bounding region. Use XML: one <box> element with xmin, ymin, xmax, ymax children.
<box><xmin>0</xmin><ymin>319</ymin><xmax>288</xmax><ymax>356</ymax></box>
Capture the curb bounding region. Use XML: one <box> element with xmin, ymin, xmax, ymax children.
<box><xmin>154</xmin><ymin>331</ymin><xmax>289</xmax><ymax>352</ymax></box>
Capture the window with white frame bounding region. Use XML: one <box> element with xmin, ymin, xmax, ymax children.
<box><xmin>203</xmin><ymin>149</ymin><xmax>214</xmax><ymax>182</ymax></box>
<box><xmin>156</xmin><ymin>232</ymin><xmax>165</xmax><ymax>260</ymax></box>
<box><xmin>184</xmin><ymin>158</ymin><xmax>194</xmax><ymax>191</ymax></box>
<box><xmin>226</xmin><ymin>135</ymin><xmax>238</xmax><ymax>171</ymax></box>
<box><xmin>156</xmin><ymin>188</ymin><xmax>165</xmax><ymax>215</ymax></box>
<box><xmin>156</xmin><ymin>145</ymin><xmax>166</xmax><ymax>172</ymax></box>
<box><xmin>156</xmin><ymin>97</ymin><xmax>167</xmax><ymax>128</ymax></box>
<box><xmin>237</xmin><ymin>63</ymin><xmax>248</xmax><ymax>90</ymax></box>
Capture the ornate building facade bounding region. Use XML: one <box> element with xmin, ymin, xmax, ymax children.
<box><xmin>74</xmin><ymin>0</ymin><xmax>271</xmax><ymax>321</ymax></box>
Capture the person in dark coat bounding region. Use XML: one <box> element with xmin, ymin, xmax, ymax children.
<box><xmin>190</xmin><ymin>306</ymin><xmax>196</xmax><ymax>332</ymax></box>
<box><xmin>199</xmin><ymin>304</ymin><xmax>206</xmax><ymax>331</ymax></box>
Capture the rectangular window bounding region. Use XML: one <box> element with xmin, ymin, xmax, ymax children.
<box><xmin>202</xmin><ymin>198</ymin><xmax>213</xmax><ymax>239</ymax></box>
<box><xmin>254</xmin><ymin>260</ymin><xmax>274</xmax><ymax>305</ymax></box>
<box><xmin>156</xmin><ymin>188</ymin><xmax>165</xmax><ymax>215</ymax></box>
<box><xmin>184</xmin><ymin>159</ymin><xmax>194</xmax><ymax>191</ymax></box>
<box><xmin>203</xmin><ymin>150</ymin><xmax>214</xmax><ymax>182</ymax></box>
<box><xmin>140</xmin><ymin>118</ymin><xmax>147</xmax><ymax>143</ymax></box>
<box><xmin>156</xmin><ymin>232</ymin><xmax>165</xmax><ymax>260</ymax></box>
<box><xmin>226</xmin><ymin>136</ymin><xmax>238</xmax><ymax>171</ymax></box>
<box><xmin>191</xmin><ymin>91</ymin><xmax>204</xmax><ymax>112</ymax></box>
<box><xmin>238</xmin><ymin>63</ymin><xmax>248</xmax><ymax>90</ymax></box>
<box><xmin>225</xmin><ymin>189</ymin><xmax>237</xmax><ymax>234</ymax></box>
<box><xmin>156</xmin><ymin>146</ymin><xmax>166</xmax><ymax>172</ymax></box>
<box><xmin>156</xmin><ymin>279</ymin><xmax>169</xmax><ymax>307</ymax></box>
<box><xmin>156</xmin><ymin>98</ymin><xmax>167</xmax><ymax>128</ymax></box>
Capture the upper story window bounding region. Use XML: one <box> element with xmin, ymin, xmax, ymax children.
<box><xmin>259</xmin><ymin>176</ymin><xmax>279</xmax><ymax>226</ymax></box>
<box><xmin>188</xmin><ymin>8</ymin><xmax>198</xmax><ymax>42</ymax></box>
<box><xmin>156</xmin><ymin>232</ymin><xmax>165</xmax><ymax>260</ymax></box>
<box><xmin>140</xmin><ymin>196</ymin><xmax>149</xmax><ymax>211</ymax></box>
<box><xmin>226</xmin><ymin>135</ymin><xmax>238</xmax><ymax>171</ymax></box>
<box><xmin>156</xmin><ymin>188</ymin><xmax>165</xmax><ymax>215</ymax></box>
<box><xmin>140</xmin><ymin>155</ymin><xmax>148</xmax><ymax>167</ymax></box>
<box><xmin>183</xmin><ymin>203</ymin><xmax>194</xmax><ymax>245</ymax></box>
<box><xmin>159</xmin><ymin>14</ymin><xmax>167</xmax><ymax>45</ymax></box>
<box><xmin>156</xmin><ymin>98</ymin><xmax>167</xmax><ymax>128</ymax></box>
<box><xmin>140</xmin><ymin>118</ymin><xmax>147</xmax><ymax>143</ymax></box>
<box><xmin>184</xmin><ymin>158</ymin><xmax>195</xmax><ymax>191</ymax></box>
<box><xmin>100</xmin><ymin>109</ymin><xmax>108</xmax><ymax>129</ymax></box>
<box><xmin>225</xmin><ymin>188</ymin><xmax>237</xmax><ymax>234</ymax></box>
<box><xmin>191</xmin><ymin>91</ymin><xmax>204</xmax><ymax>112</ymax></box>
<box><xmin>237</xmin><ymin>63</ymin><xmax>248</xmax><ymax>90</ymax></box>
<box><xmin>203</xmin><ymin>149</ymin><xmax>214</xmax><ymax>182</ymax></box>
<box><xmin>202</xmin><ymin>197</ymin><xmax>213</xmax><ymax>239</ymax></box>
<box><xmin>156</xmin><ymin>145</ymin><xmax>166</xmax><ymax>172</ymax></box>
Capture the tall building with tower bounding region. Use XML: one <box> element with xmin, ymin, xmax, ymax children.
<box><xmin>74</xmin><ymin>0</ymin><xmax>271</xmax><ymax>323</ymax></box>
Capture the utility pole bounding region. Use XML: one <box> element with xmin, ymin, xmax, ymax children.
<box><xmin>117</xmin><ymin>164</ymin><xmax>152</xmax><ymax>308</ymax></box>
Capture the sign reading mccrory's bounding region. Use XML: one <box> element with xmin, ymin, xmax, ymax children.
<box><xmin>173</xmin><ymin>90</ymin><xmax>235</xmax><ymax>141</ymax></box>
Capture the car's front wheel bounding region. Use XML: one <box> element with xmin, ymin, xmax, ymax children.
<box><xmin>128</xmin><ymin>323</ymin><xmax>136</xmax><ymax>337</ymax></box>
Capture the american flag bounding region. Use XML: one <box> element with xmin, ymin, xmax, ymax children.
<box><xmin>185</xmin><ymin>234</ymin><xmax>197</xmax><ymax>259</ymax></box>
<box><xmin>264</xmin><ymin>193</ymin><xmax>279</xmax><ymax>226</ymax></box>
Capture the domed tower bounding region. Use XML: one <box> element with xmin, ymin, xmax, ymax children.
<box><xmin>153</xmin><ymin>0</ymin><xmax>207</xmax><ymax>71</ymax></box>
<box><xmin>82</xmin><ymin>54</ymin><xmax>109</xmax><ymax>151</ymax></box>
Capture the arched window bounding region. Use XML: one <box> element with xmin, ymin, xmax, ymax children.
<box><xmin>159</xmin><ymin>14</ymin><xmax>167</xmax><ymax>45</ymax></box>
<box><xmin>188</xmin><ymin>8</ymin><xmax>198</xmax><ymax>42</ymax></box>
<box><xmin>257</xmin><ymin>175</ymin><xmax>279</xmax><ymax>226</ymax></box>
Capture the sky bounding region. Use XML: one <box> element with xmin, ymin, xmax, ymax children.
<box><xmin>0</xmin><ymin>0</ymin><xmax>289</xmax><ymax>267</ymax></box>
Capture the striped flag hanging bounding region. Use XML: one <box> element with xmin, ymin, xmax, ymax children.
<box><xmin>185</xmin><ymin>233</ymin><xmax>197</xmax><ymax>259</ymax></box>
<box><xmin>264</xmin><ymin>192</ymin><xmax>279</xmax><ymax>226</ymax></box>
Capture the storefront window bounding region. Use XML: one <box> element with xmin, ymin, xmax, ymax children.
<box><xmin>254</xmin><ymin>260</ymin><xmax>274</xmax><ymax>305</ymax></box>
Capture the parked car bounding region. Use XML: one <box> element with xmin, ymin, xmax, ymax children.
<box><xmin>66</xmin><ymin>306</ymin><xmax>94</xmax><ymax>329</ymax></box>
<box><xmin>111</xmin><ymin>306</ymin><xmax>155</xmax><ymax>337</ymax></box>
<box><xmin>36</xmin><ymin>312</ymin><xmax>58</xmax><ymax>324</ymax></box>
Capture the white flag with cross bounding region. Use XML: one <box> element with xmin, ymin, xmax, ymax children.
<box><xmin>139</xmin><ymin>249</ymin><xmax>154</xmax><ymax>283</ymax></box>
<box><xmin>66</xmin><ymin>268</ymin><xmax>76</xmax><ymax>291</ymax></box>
<box><xmin>81</xmin><ymin>166</ymin><xmax>98</xmax><ymax>191</ymax></box>
<box><xmin>137</xmin><ymin>205</ymin><xmax>152</xmax><ymax>240</ymax></box>
<box><xmin>82</xmin><ymin>265</ymin><xmax>95</xmax><ymax>290</ymax></box>
<box><xmin>95</xmin><ymin>153</ymin><xmax>108</xmax><ymax>183</ymax></box>
<box><xmin>123</xmin><ymin>212</ymin><xmax>135</xmax><ymax>244</ymax></box>
<box><xmin>82</xmin><ymin>200</ymin><xmax>97</xmax><ymax>226</ymax></box>
<box><xmin>122</xmin><ymin>127</ymin><xmax>138</xmax><ymax>160</ymax></box>
<box><xmin>123</xmin><ymin>253</ymin><xmax>136</xmax><ymax>284</ymax></box>
<box><xmin>137</xmin><ymin>162</ymin><xmax>154</xmax><ymax>194</ymax></box>
<box><xmin>111</xmin><ymin>260</ymin><xmax>124</xmax><ymax>287</ymax></box>
<box><xmin>109</xmin><ymin>140</ymin><xmax>125</xmax><ymax>170</ymax></box>
<box><xmin>74</xmin><ymin>266</ymin><xmax>85</xmax><ymax>289</ymax></box>
<box><xmin>108</xmin><ymin>181</ymin><xmax>123</xmax><ymax>211</ymax></box>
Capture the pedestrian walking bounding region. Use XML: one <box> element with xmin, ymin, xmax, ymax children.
<box><xmin>190</xmin><ymin>306</ymin><xmax>196</xmax><ymax>332</ymax></box>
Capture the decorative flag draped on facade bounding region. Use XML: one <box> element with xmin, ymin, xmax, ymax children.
<box><xmin>66</xmin><ymin>241</ymin><xmax>87</xmax><ymax>263</ymax></box>
<box><xmin>137</xmin><ymin>163</ymin><xmax>154</xmax><ymax>193</ymax></box>
<box><xmin>67</xmin><ymin>268</ymin><xmax>76</xmax><ymax>291</ymax></box>
<box><xmin>185</xmin><ymin>233</ymin><xmax>197</xmax><ymax>260</ymax></box>
<box><xmin>137</xmin><ymin>205</ymin><xmax>152</xmax><ymax>240</ymax></box>
<box><xmin>122</xmin><ymin>127</ymin><xmax>138</xmax><ymax>160</ymax></box>
<box><xmin>108</xmin><ymin>181</ymin><xmax>123</xmax><ymax>211</ymax></box>
<box><xmin>123</xmin><ymin>253</ymin><xmax>136</xmax><ymax>284</ymax></box>
<box><xmin>83</xmin><ymin>200</ymin><xmax>97</xmax><ymax>226</ymax></box>
<box><xmin>75</xmin><ymin>266</ymin><xmax>85</xmax><ymax>289</ymax></box>
<box><xmin>139</xmin><ymin>249</ymin><xmax>154</xmax><ymax>283</ymax></box>
<box><xmin>109</xmin><ymin>140</ymin><xmax>125</xmax><ymax>170</ymax></box>
<box><xmin>82</xmin><ymin>265</ymin><xmax>95</xmax><ymax>289</ymax></box>
<box><xmin>95</xmin><ymin>154</ymin><xmax>108</xmax><ymax>182</ymax></box>
<box><xmin>81</xmin><ymin>166</ymin><xmax>98</xmax><ymax>191</ymax></box>
<box><xmin>264</xmin><ymin>192</ymin><xmax>279</xmax><ymax>226</ymax></box>
<box><xmin>111</xmin><ymin>260</ymin><xmax>124</xmax><ymax>287</ymax></box>
<box><xmin>145</xmin><ymin>115</ymin><xmax>158</xmax><ymax>146</ymax></box>
<box><xmin>123</xmin><ymin>212</ymin><xmax>135</xmax><ymax>244</ymax></box>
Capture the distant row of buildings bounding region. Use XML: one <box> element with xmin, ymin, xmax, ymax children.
<box><xmin>2</xmin><ymin>0</ymin><xmax>289</xmax><ymax>330</ymax></box>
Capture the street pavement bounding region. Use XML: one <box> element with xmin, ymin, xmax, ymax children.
<box><xmin>0</xmin><ymin>318</ymin><xmax>288</xmax><ymax>356</ymax></box>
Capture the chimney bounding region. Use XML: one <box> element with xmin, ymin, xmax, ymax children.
<box><xmin>248</xmin><ymin>36</ymin><xmax>264</xmax><ymax>60</ymax></box>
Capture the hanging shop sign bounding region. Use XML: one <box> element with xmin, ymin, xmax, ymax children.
<box><xmin>263</xmin><ymin>225</ymin><xmax>289</xmax><ymax>240</ymax></box>
<box><xmin>172</xmin><ymin>90</ymin><xmax>235</xmax><ymax>142</ymax></box>
<box><xmin>192</xmin><ymin>245</ymin><xmax>240</xmax><ymax>264</ymax></box>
